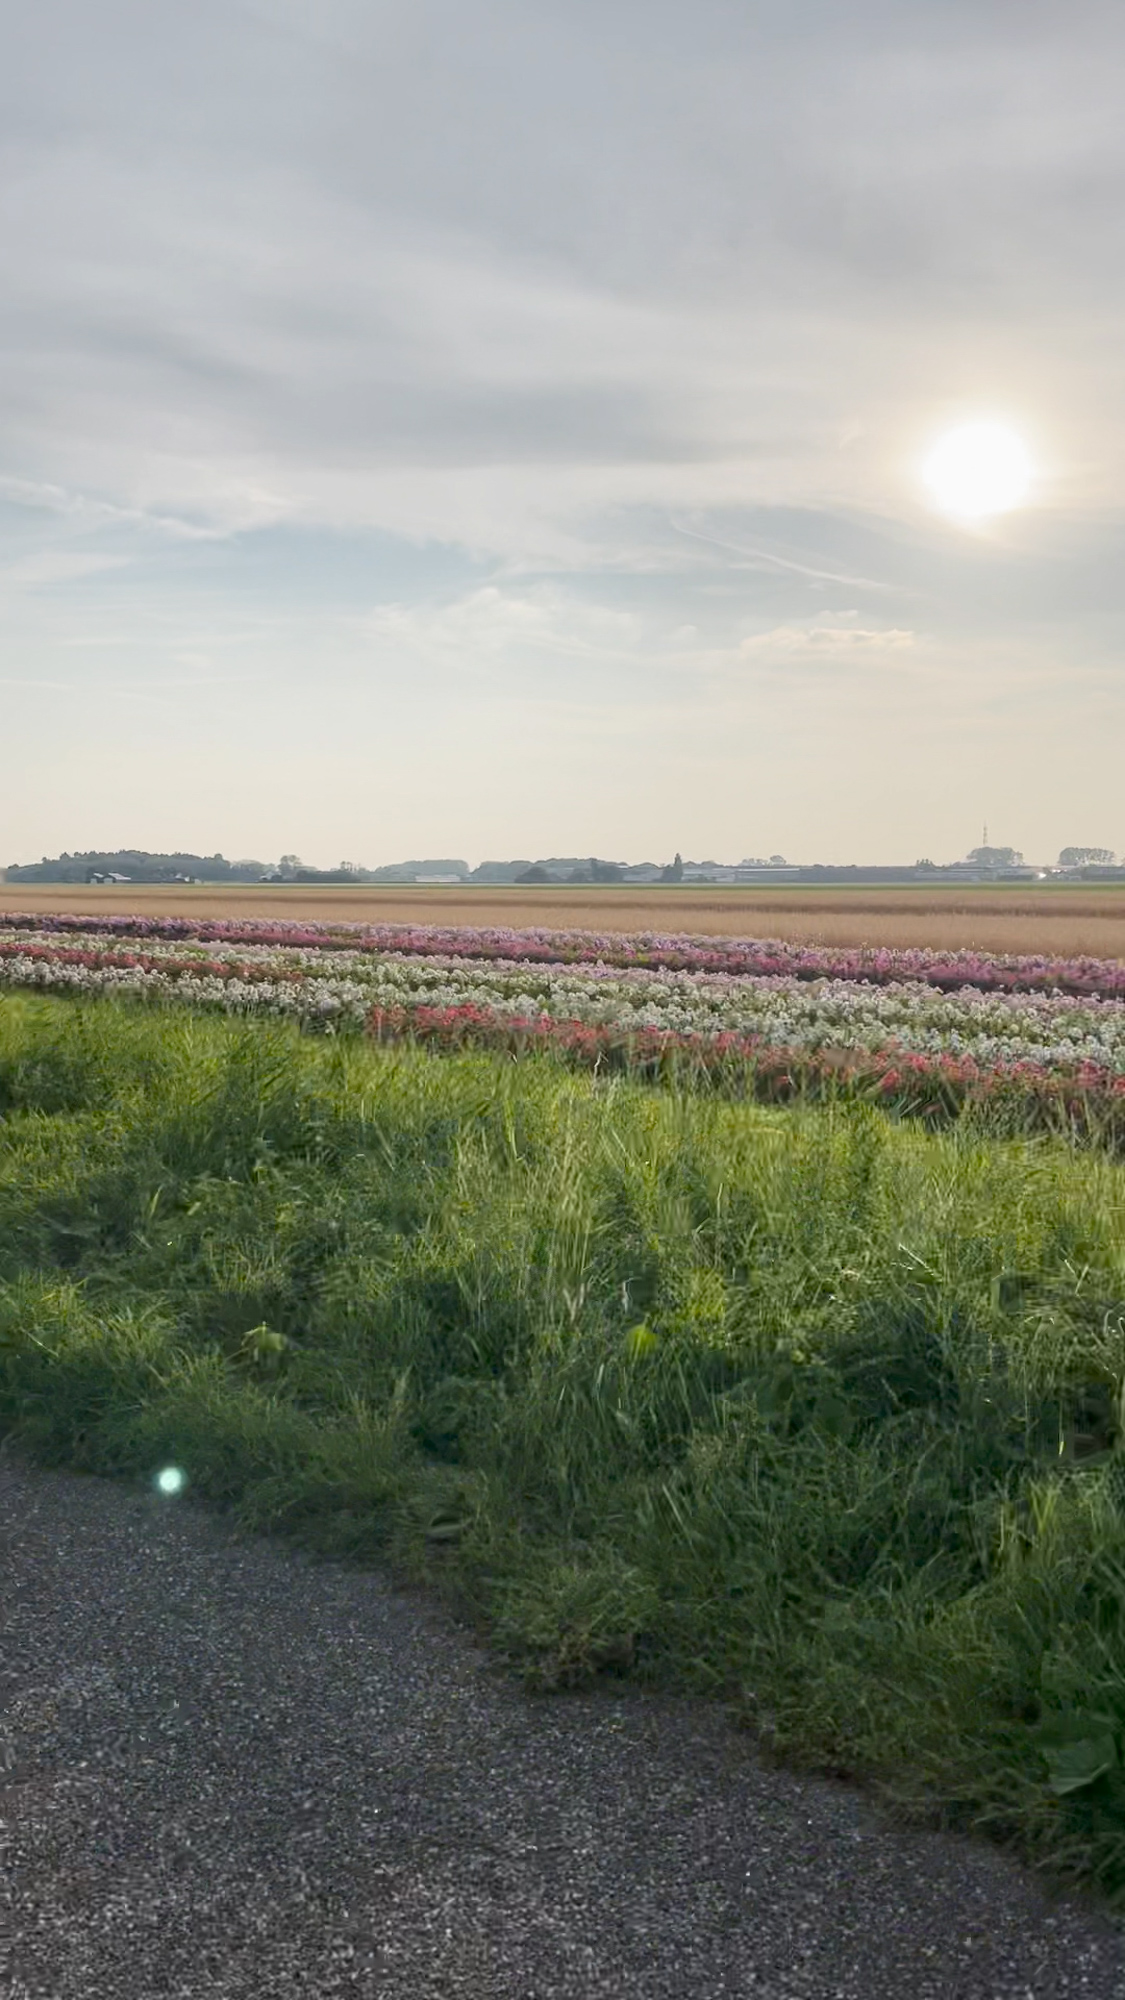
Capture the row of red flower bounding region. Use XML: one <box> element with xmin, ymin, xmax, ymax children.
<box><xmin>367</xmin><ymin>1001</ymin><xmax>1125</xmax><ymax>1139</ymax></box>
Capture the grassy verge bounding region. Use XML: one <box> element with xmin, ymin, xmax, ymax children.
<box><xmin>5</xmin><ymin>993</ymin><xmax>1125</xmax><ymax>1901</ymax></box>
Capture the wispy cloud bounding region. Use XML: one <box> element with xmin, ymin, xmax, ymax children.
<box><xmin>671</xmin><ymin>520</ymin><xmax>898</xmax><ymax>594</ymax></box>
<box><xmin>0</xmin><ymin>553</ymin><xmax>131</xmax><ymax>586</ymax></box>
<box><xmin>0</xmin><ymin>677</ymin><xmax>73</xmax><ymax>690</ymax></box>
<box><xmin>0</xmin><ymin>475</ymin><xmax>227</xmax><ymax>541</ymax></box>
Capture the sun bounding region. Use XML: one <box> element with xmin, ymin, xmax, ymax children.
<box><xmin>922</xmin><ymin>420</ymin><xmax>1033</xmax><ymax>521</ymax></box>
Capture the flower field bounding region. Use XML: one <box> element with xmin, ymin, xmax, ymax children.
<box><xmin>4</xmin><ymin>909</ymin><xmax>1125</xmax><ymax>1134</ymax></box>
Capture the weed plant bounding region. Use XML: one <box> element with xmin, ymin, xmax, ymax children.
<box><xmin>6</xmin><ymin>994</ymin><xmax>1125</xmax><ymax>1899</ymax></box>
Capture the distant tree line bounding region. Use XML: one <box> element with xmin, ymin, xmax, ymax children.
<box><xmin>12</xmin><ymin>845</ymin><xmax>1116</xmax><ymax>889</ymax></box>
<box><xmin>3</xmin><ymin>851</ymin><xmax>270</xmax><ymax>885</ymax></box>
<box><xmin>1058</xmin><ymin>847</ymin><xmax>1116</xmax><ymax>868</ymax></box>
<box><xmin>2</xmin><ymin>849</ymin><xmax>683</xmax><ymax>886</ymax></box>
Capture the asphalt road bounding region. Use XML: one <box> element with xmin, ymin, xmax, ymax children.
<box><xmin>2</xmin><ymin>1437</ymin><xmax>1124</xmax><ymax>1999</ymax></box>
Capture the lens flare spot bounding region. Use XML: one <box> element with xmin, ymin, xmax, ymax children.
<box><xmin>155</xmin><ymin>1465</ymin><xmax>187</xmax><ymax>1495</ymax></box>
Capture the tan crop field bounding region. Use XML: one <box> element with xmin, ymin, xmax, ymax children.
<box><xmin>4</xmin><ymin>880</ymin><xmax>1125</xmax><ymax>956</ymax></box>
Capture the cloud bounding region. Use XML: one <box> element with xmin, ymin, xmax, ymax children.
<box><xmin>738</xmin><ymin>622</ymin><xmax>916</xmax><ymax>660</ymax></box>
<box><xmin>362</xmin><ymin>583</ymin><xmax>644</xmax><ymax>670</ymax></box>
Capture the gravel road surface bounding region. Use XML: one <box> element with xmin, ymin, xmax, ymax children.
<box><xmin>2</xmin><ymin>1436</ymin><xmax>1124</xmax><ymax>1999</ymax></box>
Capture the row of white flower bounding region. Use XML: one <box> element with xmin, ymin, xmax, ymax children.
<box><xmin>0</xmin><ymin>953</ymin><xmax>374</xmax><ymax>1021</ymax></box>
<box><xmin>6</xmin><ymin>926</ymin><xmax>1125</xmax><ymax>1074</ymax></box>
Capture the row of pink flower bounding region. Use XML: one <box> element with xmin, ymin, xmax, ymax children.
<box><xmin>367</xmin><ymin>1002</ymin><xmax>1125</xmax><ymax>1139</ymax></box>
<box><xmin>3</xmin><ymin>909</ymin><xmax>1124</xmax><ymax>998</ymax></box>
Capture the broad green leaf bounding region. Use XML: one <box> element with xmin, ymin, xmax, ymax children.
<box><xmin>1035</xmin><ymin>1719</ymin><xmax>1118</xmax><ymax>1795</ymax></box>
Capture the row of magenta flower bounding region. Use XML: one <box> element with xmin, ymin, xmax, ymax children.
<box><xmin>2</xmin><ymin>908</ymin><xmax>1124</xmax><ymax>998</ymax></box>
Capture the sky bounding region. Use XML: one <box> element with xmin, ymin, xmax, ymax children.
<box><xmin>2</xmin><ymin>0</ymin><xmax>1124</xmax><ymax>868</ymax></box>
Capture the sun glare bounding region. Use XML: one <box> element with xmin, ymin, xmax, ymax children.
<box><xmin>922</xmin><ymin>421</ymin><xmax>1033</xmax><ymax>522</ymax></box>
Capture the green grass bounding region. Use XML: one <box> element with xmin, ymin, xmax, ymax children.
<box><xmin>7</xmin><ymin>994</ymin><xmax>1125</xmax><ymax>1901</ymax></box>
